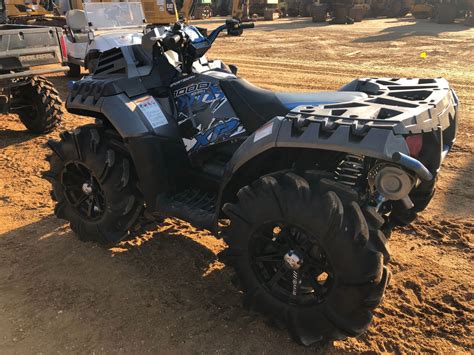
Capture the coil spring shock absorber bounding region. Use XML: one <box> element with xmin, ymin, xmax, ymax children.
<box><xmin>334</xmin><ymin>154</ymin><xmax>365</xmax><ymax>186</ymax></box>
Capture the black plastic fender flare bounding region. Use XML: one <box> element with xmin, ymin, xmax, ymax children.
<box><xmin>215</xmin><ymin>116</ymin><xmax>429</xmax><ymax>226</ymax></box>
<box><xmin>226</xmin><ymin>116</ymin><xmax>411</xmax><ymax>175</ymax></box>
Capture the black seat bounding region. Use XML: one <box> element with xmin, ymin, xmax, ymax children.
<box><xmin>221</xmin><ymin>77</ymin><xmax>368</xmax><ymax>133</ymax></box>
<box><xmin>220</xmin><ymin>78</ymin><xmax>289</xmax><ymax>133</ymax></box>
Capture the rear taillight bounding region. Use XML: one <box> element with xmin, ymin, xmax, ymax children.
<box><xmin>405</xmin><ymin>134</ymin><xmax>423</xmax><ymax>158</ymax></box>
<box><xmin>60</xmin><ymin>34</ymin><xmax>68</xmax><ymax>63</ymax></box>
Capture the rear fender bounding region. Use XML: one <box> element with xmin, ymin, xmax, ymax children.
<box><xmin>226</xmin><ymin>116</ymin><xmax>410</xmax><ymax>176</ymax></box>
<box><xmin>215</xmin><ymin>116</ymin><xmax>411</xmax><ymax>220</ymax></box>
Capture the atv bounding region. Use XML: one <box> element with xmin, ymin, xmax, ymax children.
<box><xmin>44</xmin><ymin>20</ymin><xmax>459</xmax><ymax>345</ymax></box>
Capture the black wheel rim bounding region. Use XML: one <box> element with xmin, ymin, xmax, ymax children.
<box><xmin>61</xmin><ymin>162</ymin><xmax>106</xmax><ymax>221</ymax></box>
<box><xmin>249</xmin><ymin>222</ymin><xmax>333</xmax><ymax>306</ymax></box>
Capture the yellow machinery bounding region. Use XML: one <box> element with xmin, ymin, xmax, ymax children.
<box><xmin>411</xmin><ymin>0</ymin><xmax>433</xmax><ymax>17</ymax></box>
<box><xmin>368</xmin><ymin>0</ymin><xmax>414</xmax><ymax>17</ymax></box>
<box><xmin>249</xmin><ymin>0</ymin><xmax>280</xmax><ymax>18</ymax></box>
<box><xmin>61</xmin><ymin>0</ymin><xmax>179</xmax><ymax>24</ymax></box>
<box><xmin>141</xmin><ymin>0</ymin><xmax>179</xmax><ymax>24</ymax></box>
<box><xmin>178</xmin><ymin>0</ymin><xmax>213</xmax><ymax>19</ymax></box>
<box><xmin>285</xmin><ymin>0</ymin><xmax>369</xmax><ymax>21</ymax></box>
<box><xmin>331</xmin><ymin>0</ymin><xmax>370</xmax><ymax>22</ymax></box>
<box><xmin>231</xmin><ymin>0</ymin><xmax>249</xmax><ymax>18</ymax></box>
<box><xmin>410</xmin><ymin>0</ymin><xmax>473</xmax><ymax>24</ymax></box>
<box><xmin>1</xmin><ymin>0</ymin><xmax>264</xmax><ymax>27</ymax></box>
<box><xmin>0</xmin><ymin>0</ymin><xmax>66</xmax><ymax>25</ymax></box>
<box><xmin>64</xmin><ymin>0</ymin><xmax>213</xmax><ymax>25</ymax></box>
<box><xmin>231</xmin><ymin>0</ymin><xmax>280</xmax><ymax>20</ymax></box>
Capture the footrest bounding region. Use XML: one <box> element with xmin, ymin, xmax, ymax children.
<box><xmin>155</xmin><ymin>189</ymin><xmax>216</xmax><ymax>231</ymax></box>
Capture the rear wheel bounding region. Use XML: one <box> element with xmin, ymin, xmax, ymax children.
<box><xmin>221</xmin><ymin>171</ymin><xmax>390</xmax><ymax>345</ymax></box>
<box><xmin>12</xmin><ymin>76</ymin><xmax>63</xmax><ymax>134</ymax></box>
<box><xmin>45</xmin><ymin>125</ymin><xmax>143</xmax><ymax>244</ymax></box>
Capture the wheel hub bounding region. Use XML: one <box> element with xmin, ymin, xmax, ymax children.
<box><xmin>250</xmin><ymin>222</ymin><xmax>333</xmax><ymax>306</ymax></box>
<box><xmin>62</xmin><ymin>162</ymin><xmax>106</xmax><ymax>221</ymax></box>
<box><xmin>82</xmin><ymin>182</ymin><xmax>93</xmax><ymax>195</ymax></box>
<box><xmin>284</xmin><ymin>250</ymin><xmax>303</xmax><ymax>270</ymax></box>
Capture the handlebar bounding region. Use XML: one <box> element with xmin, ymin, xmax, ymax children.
<box><xmin>160</xmin><ymin>20</ymin><xmax>254</xmax><ymax>49</ymax></box>
<box><xmin>155</xmin><ymin>20</ymin><xmax>254</xmax><ymax>73</ymax></box>
<box><xmin>240</xmin><ymin>23</ymin><xmax>255</xmax><ymax>29</ymax></box>
<box><xmin>163</xmin><ymin>33</ymin><xmax>182</xmax><ymax>47</ymax></box>
<box><xmin>207</xmin><ymin>20</ymin><xmax>255</xmax><ymax>43</ymax></box>
<box><xmin>169</xmin><ymin>34</ymin><xmax>182</xmax><ymax>45</ymax></box>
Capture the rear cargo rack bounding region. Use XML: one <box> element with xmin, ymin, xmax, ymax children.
<box><xmin>286</xmin><ymin>77</ymin><xmax>458</xmax><ymax>136</ymax></box>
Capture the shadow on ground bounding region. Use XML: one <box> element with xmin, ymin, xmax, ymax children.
<box><xmin>254</xmin><ymin>18</ymin><xmax>329</xmax><ymax>32</ymax></box>
<box><xmin>354</xmin><ymin>18</ymin><xmax>470</xmax><ymax>42</ymax></box>
<box><xmin>0</xmin><ymin>216</ymin><xmax>335</xmax><ymax>353</ymax></box>
<box><xmin>0</xmin><ymin>128</ymin><xmax>37</xmax><ymax>150</ymax></box>
<box><xmin>435</xmin><ymin>145</ymin><xmax>474</xmax><ymax>217</ymax></box>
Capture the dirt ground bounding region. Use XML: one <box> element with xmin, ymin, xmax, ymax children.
<box><xmin>0</xmin><ymin>17</ymin><xmax>473</xmax><ymax>353</ymax></box>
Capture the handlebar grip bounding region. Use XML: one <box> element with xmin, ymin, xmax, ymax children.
<box><xmin>164</xmin><ymin>33</ymin><xmax>182</xmax><ymax>47</ymax></box>
<box><xmin>240</xmin><ymin>23</ymin><xmax>255</xmax><ymax>29</ymax></box>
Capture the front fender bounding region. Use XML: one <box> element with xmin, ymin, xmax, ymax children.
<box><xmin>67</xmin><ymin>89</ymin><xmax>188</xmax><ymax>209</ymax></box>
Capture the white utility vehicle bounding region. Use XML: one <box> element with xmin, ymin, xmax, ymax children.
<box><xmin>64</xmin><ymin>1</ymin><xmax>145</xmax><ymax>77</ymax></box>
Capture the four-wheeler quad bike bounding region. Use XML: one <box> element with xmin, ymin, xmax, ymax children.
<box><xmin>44</xmin><ymin>19</ymin><xmax>459</xmax><ymax>345</ymax></box>
<box><xmin>0</xmin><ymin>24</ymin><xmax>67</xmax><ymax>133</ymax></box>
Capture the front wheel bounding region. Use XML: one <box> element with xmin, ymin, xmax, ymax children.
<box><xmin>221</xmin><ymin>171</ymin><xmax>390</xmax><ymax>345</ymax></box>
<box><xmin>45</xmin><ymin>125</ymin><xmax>143</xmax><ymax>244</ymax></box>
<box><xmin>12</xmin><ymin>76</ymin><xmax>63</xmax><ymax>134</ymax></box>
